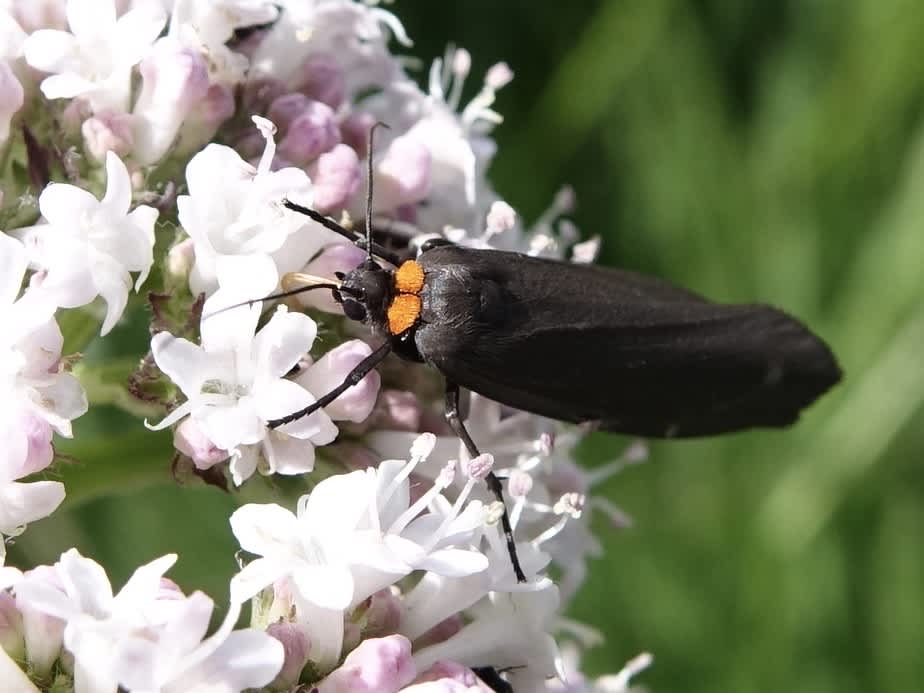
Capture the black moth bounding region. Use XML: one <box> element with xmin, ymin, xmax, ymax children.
<box><xmin>226</xmin><ymin>127</ymin><xmax>843</xmax><ymax>586</ymax></box>
<box><xmin>259</xmin><ymin>197</ymin><xmax>841</xmax><ymax>584</ymax></box>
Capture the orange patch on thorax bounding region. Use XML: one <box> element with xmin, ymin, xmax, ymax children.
<box><xmin>394</xmin><ymin>260</ymin><xmax>425</xmax><ymax>294</ymax></box>
<box><xmin>387</xmin><ymin>260</ymin><xmax>425</xmax><ymax>335</ymax></box>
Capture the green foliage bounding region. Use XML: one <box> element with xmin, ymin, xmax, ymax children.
<box><xmin>12</xmin><ymin>2</ymin><xmax>924</xmax><ymax>691</ymax></box>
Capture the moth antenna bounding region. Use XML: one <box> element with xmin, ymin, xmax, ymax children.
<box><xmin>282</xmin><ymin>196</ymin><xmax>403</xmax><ymax>267</ymax></box>
<box><xmin>364</xmin><ymin>121</ymin><xmax>391</xmax><ymax>265</ymax></box>
<box><xmin>202</xmin><ymin>274</ymin><xmax>341</xmax><ymax>319</ymax></box>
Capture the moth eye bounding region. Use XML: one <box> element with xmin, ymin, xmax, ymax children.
<box><xmin>342</xmin><ymin>299</ymin><xmax>367</xmax><ymax>322</ymax></box>
<box><xmin>334</xmin><ymin>271</ymin><xmax>346</xmax><ymax>280</ymax></box>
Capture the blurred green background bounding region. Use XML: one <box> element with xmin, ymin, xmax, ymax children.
<box><xmin>12</xmin><ymin>1</ymin><xmax>924</xmax><ymax>691</ymax></box>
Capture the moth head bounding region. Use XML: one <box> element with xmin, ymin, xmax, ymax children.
<box><xmin>336</xmin><ymin>259</ymin><xmax>391</xmax><ymax>328</ymax></box>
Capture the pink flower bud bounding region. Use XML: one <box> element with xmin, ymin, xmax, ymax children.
<box><xmin>296</xmin><ymin>243</ymin><xmax>368</xmax><ymax>314</ymax></box>
<box><xmin>364</xmin><ymin>589</ymin><xmax>402</xmax><ymax>637</ymax></box>
<box><xmin>297</xmin><ymin>340</ymin><xmax>381</xmax><ymax>423</ymax></box>
<box><xmin>176</xmin><ymin>83</ymin><xmax>235</xmax><ymax>155</ymax></box>
<box><xmin>0</xmin><ymin>62</ymin><xmax>24</xmax><ymax>144</ymax></box>
<box><xmin>0</xmin><ymin>591</ymin><xmax>24</xmax><ymax>660</ymax></box>
<box><xmin>17</xmin><ymin>566</ymin><xmax>64</xmax><ymax>677</ymax></box>
<box><xmin>295</xmin><ymin>53</ymin><xmax>346</xmax><ymax>109</ymax></box>
<box><xmin>308</xmin><ymin>144</ymin><xmax>362</xmax><ymax>214</ymax></box>
<box><xmin>375</xmin><ymin>134</ymin><xmax>432</xmax><ymax>211</ymax></box>
<box><xmin>267</xmin><ymin>621</ymin><xmax>311</xmax><ymax>689</ymax></box>
<box><xmin>173</xmin><ymin>418</ymin><xmax>229</xmax><ymax>469</ymax></box>
<box><xmin>81</xmin><ymin>109</ymin><xmax>135</xmax><ymax>163</ymax></box>
<box><xmin>340</xmin><ymin>111</ymin><xmax>377</xmax><ymax>159</ymax></box>
<box><xmin>277</xmin><ymin>100</ymin><xmax>339</xmax><ymax>165</ymax></box>
<box><xmin>267</xmin><ymin>92</ymin><xmax>313</xmax><ymax>133</ymax></box>
<box><xmin>132</xmin><ymin>39</ymin><xmax>210</xmax><ymax>165</ymax></box>
<box><xmin>16</xmin><ymin>413</ymin><xmax>54</xmax><ymax>477</ymax></box>
<box><xmin>166</xmin><ymin>238</ymin><xmax>195</xmax><ymax>281</ymax></box>
<box><xmin>316</xmin><ymin>635</ymin><xmax>416</xmax><ymax>693</ymax></box>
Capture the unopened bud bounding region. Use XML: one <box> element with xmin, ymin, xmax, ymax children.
<box><xmin>277</xmin><ymin>100</ymin><xmax>339</xmax><ymax>165</ymax></box>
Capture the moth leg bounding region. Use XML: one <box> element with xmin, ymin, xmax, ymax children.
<box><xmin>267</xmin><ymin>342</ymin><xmax>392</xmax><ymax>429</ymax></box>
<box><xmin>444</xmin><ymin>381</ymin><xmax>527</xmax><ymax>583</ymax></box>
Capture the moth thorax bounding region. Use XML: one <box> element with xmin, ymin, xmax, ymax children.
<box><xmin>387</xmin><ymin>260</ymin><xmax>425</xmax><ymax>335</ymax></box>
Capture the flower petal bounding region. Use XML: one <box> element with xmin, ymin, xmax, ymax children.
<box><xmin>230</xmin><ymin>557</ymin><xmax>289</xmax><ymax>605</ymax></box>
<box><xmin>150</xmin><ymin>332</ymin><xmax>210</xmax><ymax>396</ymax></box>
<box><xmin>229</xmin><ymin>503</ymin><xmax>300</xmax><ymax>556</ymax></box>
<box><xmin>56</xmin><ymin>549</ymin><xmax>113</xmax><ymax>618</ymax></box>
<box><xmin>22</xmin><ymin>30</ymin><xmax>78</xmax><ymax>73</ymax></box>
<box><xmin>0</xmin><ymin>481</ymin><xmax>65</xmax><ymax>534</ymax></box>
<box><xmin>101</xmin><ymin>151</ymin><xmax>132</xmax><ymax>214</ymax></box>
<box><xmin>252</xmin><ymin>308</ymin><xmax>317</xmax><ymax>379</ymax></box>
<box><xmin>38</xmin><ymin>182</ymin><xmax>99</xmax><ymax>226</ymax></box>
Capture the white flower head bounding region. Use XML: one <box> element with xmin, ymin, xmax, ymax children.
<box><xmin>148</xmin><ymin>254</ymin><xmax>340</xmax><ymax>485</ymax></box>
<box><xmin>0</xmin><ymin>235</ymin><xmax>85</xmax><ymax>538</ymax></box>
<box><xmin>230</xmin><ymin>435</ymin><xmax>489</xmax><ymax>671</ymax></box>
<box><xmin>22</xmin><ymin>0</ymin><xmax>167</xmax><ymax>112</ymax></box>
<box><xmin>14</xmin><ymin>548</ymin><xmax>283</xmax><ymax>692</ymax></box>
<box><xmin>413</xmin><ymin>582</ymin><xmax>563</xmax><ymax>690</ymax></box>
<box><xmin>16</xmin><ymin>151</ymin><xmax>158</xmax><ymax>335</ymax></box>
<box><xmin>179</xmin><ymin>116</ymin><xmax>337</xmax><ymax>297</ymax></box>
<box><xmin>13</xmin><ymin>549</ymin><xmax>179</xmax><ymax>692</ymax></box>
<box><xmin>250</xmin><ymin>0</ymin><xmax>410</xmax><ymax>93</ymax></box>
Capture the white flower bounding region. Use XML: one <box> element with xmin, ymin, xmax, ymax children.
<box><xmin>250</xmin><ymin>0</ymin><xmax>410</xmax><ymax>93</ymax></box>
<box><xmin>22</xmin><ymin>0</ymin><xmax>167</xmax><ymax>112</ymax></box>
<box><xmin>413</xmin><ymin>582</ymin><xmax>563</xmax><ymax>690</ymax></box>
<box><xmin>361</xmin><ymin>47</ymin><xmax>511</xmax><ymax>233</ymax></box>
<box><xmin>546</xmin><ymin>643</ymin><xmax>652</xmax><ymax>692</ymax></box>
<box><xmin>130</xmin><ymin>36</ymin><xmax>211</xmax><ymax>165</ymax></box>
<box><xmin>230</xmin><ymin>434</ymin><xmax>489</xmax><ymax>672</ymax></box>
<box><xmin>0</xmin><ymin>234</ymin><xmax>85</xmax><ymax>538</ymax></box>
<box><xmin>169</xmin><ymin>0</ymin><xmax>278</xmax><ymax>55</ymax></box>
<box><xmin>15</xmin><ymin>151</ymin><xmax>158</xmax><ymax>335</ymax></box>
<box><xmin>0</xmin><ymin>476</ymin><xmax>65</xmax><ymax>538</ymax></box>
<box><xmin>147</xmin><ymin>254</ymin><xmax>375</xmax><ymax>486</ymax></box>
<box><xmin>13</xmin><ymin>549</ymin><xmax>178</xmax><ymax>693</ymax></box>
<box><xmin>369</xmin><ymin>395</ymin><xmax>640</xmax><ymax>604</ymax></box>
<box><xmin>111</xmin><ymin>591</ymin><xmax>283</xmax><ymax>693</ymax></box>
<box><xmin>178</xmin><ymin>116</ymin><xmax>335</xmax><ymax>297</ymax></box>
<box><xmin>14</xmin><ymin>549</ymin><xmax>283</xmax><ymax>693</ymax></box>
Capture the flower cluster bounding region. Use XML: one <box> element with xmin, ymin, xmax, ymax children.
<box><xmin>0</xmin><ymin>1</ymin><xmax>647</xmax><ymax>691</ymax></box>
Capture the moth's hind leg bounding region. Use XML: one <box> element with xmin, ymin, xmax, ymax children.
<box><xmin>444</xmin><ymin>381</ymin><xmax>526</xmax><ymax>583</ymax></box>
